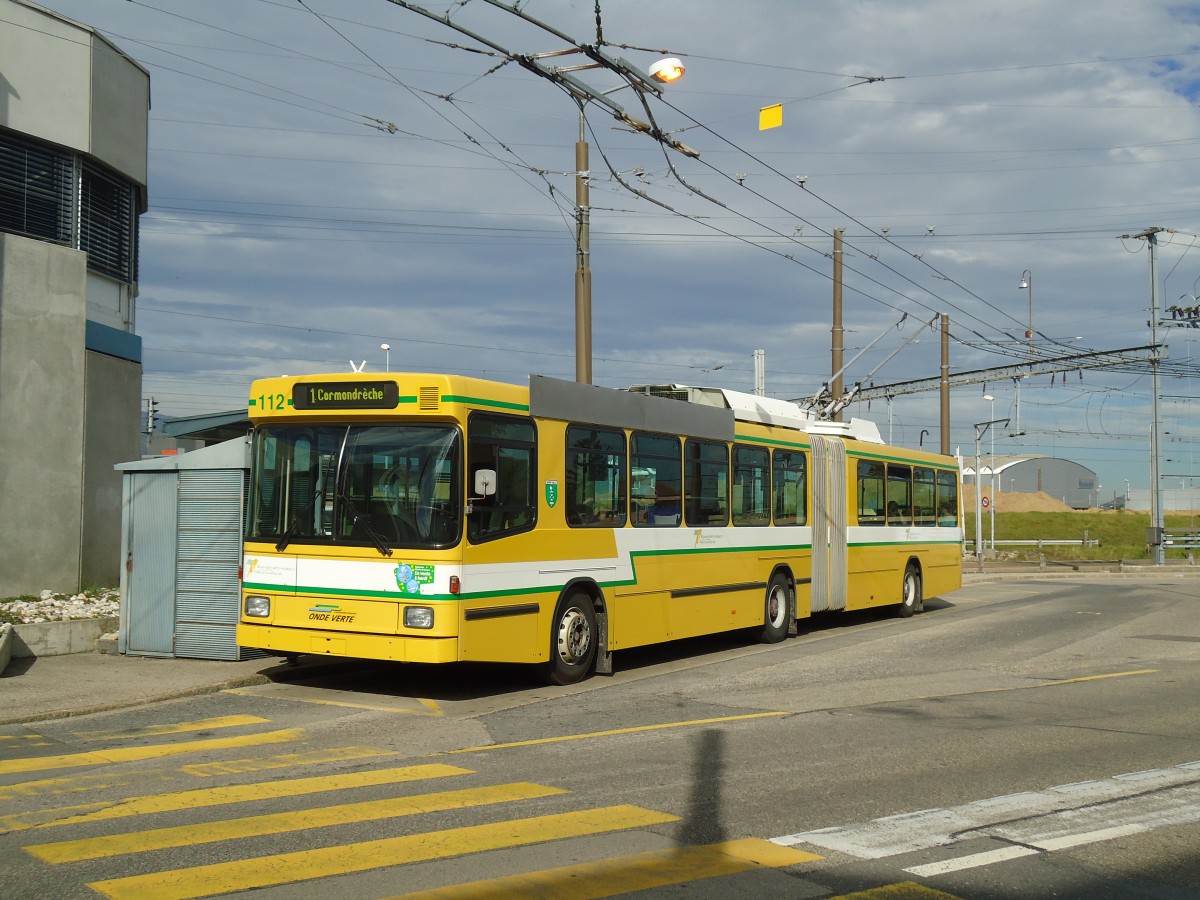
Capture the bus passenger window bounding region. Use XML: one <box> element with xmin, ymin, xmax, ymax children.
<box><xmin>857</xmin><ymin>460</ymin><xmax>885</xmax><ymax>525</ymax></box>
<box><xmin>733</xmin><ymin>445</ymin><xmax>770</xmax><ymax>526</ymax></box>
<box><xmin>913</xmin><ymin>467</ymin><xmax>936</xmax><ymax>526</ymax></box>
<box><xmin>632</xmin><ymin>433</ymin><xmax>681</xmax><ymax>527</ymax></box>
<box><xmin>566</xmin><ymin>425</ymin><xmax>626</xmax><ymax>527</ymax></box>
<box><xmin>772</xmin><ymin>450</ymin><xmax>807</xmax><ymax>526</ymax></box>
<box><xmin>887</xmin><ymin>464</ymin><xmax>913</xmax><ymax>526</ymax></box>
<box><xmin>685</xmin><ymin>439</ymin><xmax>728</xmax><ymax>527</ymax></box>
<box><xmin>937</xmin><ymin>469</ymin><xmax>960</xmax><ymax>526</ymax></box>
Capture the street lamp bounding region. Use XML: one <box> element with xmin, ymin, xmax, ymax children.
<box><xmin>380</xmin><ymin>343</ymin><xmax>390</xmax><ymax>372</ymax></box>
<box><xmin>574</xmin><ymin>58</ymin><xmax>687</xmax><ymax>383</ymax></box>
<box><xmin>1019</xmin><ymin>269</ymin><xmax>1032</xmax><ymax>354</ymax></box>
<box><xmin>377</xmin><ymin>4</ymin><xmax>695</xmax><ymax>385</ymax></box>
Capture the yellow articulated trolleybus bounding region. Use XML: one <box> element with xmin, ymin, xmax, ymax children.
<box><xmin>238</xmin><ymin>373</ymin><xmax>963</xmax><ymax>685</ymax></box>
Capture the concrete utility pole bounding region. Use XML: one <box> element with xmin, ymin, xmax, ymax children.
<box><xmin>380</xmin><ymin>1</ymin><xmax>695</xmax><ymax>385</ymax></box>
<box><xmin>831</xmin><ymin>227</ymin><xmax>845</xmax><ymax>422</ymax></box>
<box><xmin>940</xmin><ymin>314</ymin><xmax>950</xmax><ymax>455</ymax></box>
<box><xmin>574</xmin><ymin>115</ymin><xmax>591</xmax><ymax>384</ymax></box>
<box><xmin>1123</xmin><ymin>227</ymin><xmax>1170</xmax><ymax>565</ymax></box>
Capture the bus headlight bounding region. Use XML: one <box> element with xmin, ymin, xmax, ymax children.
<box><xmin>244</xmin><ymin>595</ymin><xmax>271</xmax><ymax>618</ymax></box>
<box><xmin>404</xmin><ymin>606</ymin><xmax>434</xmax><ymax>629</ymax></box>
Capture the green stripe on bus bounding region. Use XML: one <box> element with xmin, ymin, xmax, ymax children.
<box><xmin>735</xmin><ymin>434</ymin><xmax>811</xmax><ymax>450</ymax></box>
<box><xmin>442</xmin><ymin>394</ymin><xmax>530</xmax><ymax>412</ymax></box>
<box><xmin>849</xmin><ymin>539</ymin><xmax>963</xmax><ymax>548</ymax></box>
<box><xmin>850</xmin><ymin>449</ymin><xmax>957</xmax><ymax>469</ymax></box>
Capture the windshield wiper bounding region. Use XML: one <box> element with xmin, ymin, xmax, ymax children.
<box><xmin>275</xmin><ymin>512</ymin><xmax>303</xmax><ymax>552</ymax></box>
<box><xmin>342</xmin><ymin>495</ymin><xmax>392</xmax><ymax>557</ymax></box>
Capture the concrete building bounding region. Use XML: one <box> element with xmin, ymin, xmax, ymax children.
<box><xmin>0</xmin><ymin>0</ymin><xmax>148</xmax><ymax>595</ymax></box>
<box><xmin>962</xmin><ymin>454</ymin><xmax>1100</xmax><ymax>510</ymax></box>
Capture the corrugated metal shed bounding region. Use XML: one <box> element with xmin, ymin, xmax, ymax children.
<box><xmin>115</xmin><ymin>438</ymin><xmax>263</xmax><ymax>660</ymax></box>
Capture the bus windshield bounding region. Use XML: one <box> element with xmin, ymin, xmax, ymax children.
<box><xmin>248</xmin><ymin>424</ymin><xmax>462</xmax><ymax>550</ymax></box>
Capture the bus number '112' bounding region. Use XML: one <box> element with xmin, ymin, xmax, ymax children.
<box><xmin>253</xmin><ymin>393</ymin><xmax>287</xmax><ymax>411</ymax></box>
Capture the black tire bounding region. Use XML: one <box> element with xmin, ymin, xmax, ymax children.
<box><xmin>760</xmin><ymin>572</ymin><xmax>792</xmax><ymax>643</ymax></box>
<box><xmin>898</xmin><ymin>562</ymin><xmax>921</xmax><ymax>618</ymax></box>
<box><xmin>547</xmin><ymin>591</ymin><xmax>597</xmax><ymax>685</ymax></box>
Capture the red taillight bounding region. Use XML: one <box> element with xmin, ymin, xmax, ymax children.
<box><xmin>449</xmin><ymin>575</ymin><xmax>460</xmax><ymax>595</ymax></box>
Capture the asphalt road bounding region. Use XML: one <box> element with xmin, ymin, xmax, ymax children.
<box><xmin>2</xmin><ymin>577</ymin><xmax>1199</xmax><ymax>899</ymax></box>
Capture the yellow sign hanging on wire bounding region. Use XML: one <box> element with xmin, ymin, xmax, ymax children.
<box><xmin>759</xmin><ymin>103</ymin><xmax>783</xmax><ymax>130</ymax></box>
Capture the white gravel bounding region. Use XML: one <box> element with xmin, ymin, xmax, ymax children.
<box><xmin>1</xmin><ymin>589</ymin><xmax>120</xmax><ymax>624</ymax></box>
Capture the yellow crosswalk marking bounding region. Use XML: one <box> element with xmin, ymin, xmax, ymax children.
<box><xmin>29</xmin><ymin>763</ymin><xmax>472</xmax><ymax>827</ymax></box>
<box><xmin>0</xmin><ymin>770</ymin><xmax>173</xmax><ymax>802</ymax></box>
<box><xmin>0</xmin><ymin>734</ymin><xmax>49</xmax><ymax>746</ymax></box>
<box><xmin>89</xmin><ymin>805</ymin><xmax>679</xmax><ymax>900</ymax></box>
<box><xmin>0</xmin><ymin>728</ymin><xmax>303</xmax><ymax>776</ymax></box>
<box><xmin>389</xmin><ymin>837</ymin><xmax>821</xmax><ymax>899</ymax></box>
<box><xmin>71</xmin><ymin>715</ymin><xmax>270</xmax><ymax>742</ymax></box>
<box><xmin>180</xmin><ymin>745</ymin><xmax>394</xmax><ymax>776</ymax></box>
<box><xmin>26</xmin><ymin>782</ymin><xmax>566</xmax><ymax>862</ymax></box>
<box><xmin>1</xmin><ymin>802</ymin><xmax>112</xmax><ymax>833</ymax></box>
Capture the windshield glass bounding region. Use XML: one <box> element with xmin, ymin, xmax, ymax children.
<box><xmin>248</xmin><ymin>424</ymin><xmax>461</xmax><ymax>549</ymax></box>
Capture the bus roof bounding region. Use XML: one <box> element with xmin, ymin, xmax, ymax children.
<box><xmin>625</xmin><ymin>382</ymin><xmax>883</xmax><ymax>444</ymax></box>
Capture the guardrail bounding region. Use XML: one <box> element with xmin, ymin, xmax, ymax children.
<box><xmin>967</xmin><ymin>539</ymin><xmax>1100</xmax><ymax>553</ymax></box>
<box><xmin>1163</xmin><ymin>532</ymin><xmax>1200</xmax><ymax>549</ymax></box>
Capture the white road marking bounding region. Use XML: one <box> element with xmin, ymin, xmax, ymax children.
<box><xmin>1030</xmin><ymin>822</ymin><xmax>1148</xmax><ymax>851</ymax></box>
<box><xmin>772</xmin><ymin>759</ymin><xmax>1200</xmax><ymax>874</ymax></box>
<box><xmin>904</xmin><ymin>846</ymin><xmax>1039</xmax><ymax>877</ymax></box>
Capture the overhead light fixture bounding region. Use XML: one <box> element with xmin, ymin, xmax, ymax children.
<box><xmin>648</xmin><ymin>57</ymin><xmax>685</xmax><ymax>83</ymax></box>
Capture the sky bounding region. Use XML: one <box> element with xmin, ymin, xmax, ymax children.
<box><xmin>16</xmin><ymin>0</ymin><xmax>1200</xmax><ymax>498</ymax></box>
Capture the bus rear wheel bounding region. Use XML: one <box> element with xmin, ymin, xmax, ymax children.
<box><xmin>547</xmin><ymin>591</ymin><xmax>597</xmax><ymax>685</ymax></box>
<box><xmin>898</xmin><ymin>563</ymin><xmax>921</xmax><ymax>618</ymax></box>
<box><xmin>760</xmin><ymin>572</ymin><xmax>792</xmax><ymax>643</ymax></box>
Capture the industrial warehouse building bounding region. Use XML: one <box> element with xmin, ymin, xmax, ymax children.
<box><xmin>0</xmin><ymin>0</ymin><xmax>149</xmax><ymax>594</ymax></box>
<box><xmin>962</xmin><ymin>455</ymin><xmax>1100</xmax><ymax>510</ymax></box>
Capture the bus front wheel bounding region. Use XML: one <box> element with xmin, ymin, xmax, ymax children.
<box><xmin>547</xmin><ymin>591</ymin><xmax>597</xmax><ymax>685</ymax></box>
<box><xmin>760</xmin><ymin>572</ymin><xmax>792</xmax><ymax>643</ymax></box>
<box><xmin>898</xmin><ymin>563</ymin><xmax>922</xmax><ymax>618</ymax></box>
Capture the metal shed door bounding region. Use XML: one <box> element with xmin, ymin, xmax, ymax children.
<box><xmin>174</xmin><ymin>470</ymin><xmax>248</xmax><ymax>660</ymax></box>
<box><xmin>125</xmin><ymin>472</ymin><xmax>178</xmax><ymax>656</ymax></box>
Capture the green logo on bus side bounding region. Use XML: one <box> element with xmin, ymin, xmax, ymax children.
<box><xmin>545</xmin><ymin>480</ymin><xmax>558</xmax><ymax>508</ymax></box>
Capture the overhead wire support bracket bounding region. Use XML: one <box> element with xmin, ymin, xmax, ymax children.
<box><xmin>383</xmin><ymin>0</ymin><xmax>699</xmax><ymax>158</ymax></box>
<box><xmin>848</xmin><ymin>344</ymin><xmax>1165</xmax><ymax>401</ymax></box>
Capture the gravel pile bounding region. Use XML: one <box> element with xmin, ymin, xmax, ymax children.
<box><xmin>1</xmin><ymin>589</ymin><xmax>120</xmax><ymax>625</ymax></box>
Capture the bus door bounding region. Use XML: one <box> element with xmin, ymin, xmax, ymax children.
<box><xmin>810</xmin><ymin>435</ymin><xmax>847</xmax><ymax>612</ymax></box>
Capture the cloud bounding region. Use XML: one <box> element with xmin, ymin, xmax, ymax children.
<box><xmin>26</xmin><ymin>0</ymin><xmax>1200</xmax><ymax>492</ymax></box>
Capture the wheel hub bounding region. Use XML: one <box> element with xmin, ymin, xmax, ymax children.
<box><xmin>557</xmin><ymin>607</ymin><xmax>592</xmax><ymax>664</ymax></box>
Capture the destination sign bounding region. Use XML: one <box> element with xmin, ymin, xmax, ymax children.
<box><xmin>293</xmin><ymin>381</ymin><xmax>400</xmax><ymax>410</ymax></box>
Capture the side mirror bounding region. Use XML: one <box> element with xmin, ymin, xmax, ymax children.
<box><xmin>473</xmin><ymin>468</ymin><xmax>497</xmax><ymax>497</ymax></box>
